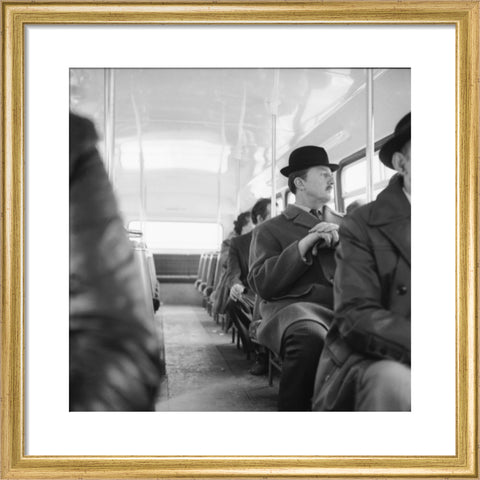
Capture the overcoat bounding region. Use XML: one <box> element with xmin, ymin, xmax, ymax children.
<box><xmin>227</xmin><ymin>230</ymin><xmax>252</xmax><ymax>289</ymax></box>
<box><xmin>312</xmin><ymin>175</ymin><xmax>411</xmax><ymax>411</ymax></box>
<box><xmin>248</xmin><ymin>204</ymin><xmax>342</xmax><ymax>353</ymax></box>
<box><xmin>227</xmin><ymin>230</ymin><xmax>256</xmax><ymax>304</ymax></box>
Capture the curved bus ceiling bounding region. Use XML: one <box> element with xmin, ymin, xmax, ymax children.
<box><xmin>70</xmin><ymin>68</ymin><xmax>410</xmax><ymax>234</ymax></box>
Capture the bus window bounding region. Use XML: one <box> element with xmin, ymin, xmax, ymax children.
<box><xmin>340</xmin><ymin>150</ymin><xmax>396</xmax><ymax>210</ymax></box>
<box><xmin>128</xmin><ymin>221</ymin><xmax>223</xmax><ymax>253</ymax></box>
<box><xmin>286</xmin><ymin>191</ymin><xmax>295</xmax><ymax>206</ymax></box>
<box><xmin>275</xmin><ymin>193</ymin><xmax>285</xmax><ymax>214</ymax></box>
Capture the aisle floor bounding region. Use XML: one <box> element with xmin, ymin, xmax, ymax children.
<box><xmin>155</xmin><ymin>306</ymin><xmax>278</xmax><ymax>411</ymax></box>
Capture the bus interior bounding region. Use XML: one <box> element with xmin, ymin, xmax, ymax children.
<box><xmin>70</xmin><ymin>67</ymin><xmax>410</xmax><ymax>411</ymax></box>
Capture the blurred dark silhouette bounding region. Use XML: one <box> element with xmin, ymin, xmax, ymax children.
<box><xmin>69</xmin><ymin>112</ymin><xmax>162</xmax><ymax>411</ymax></box>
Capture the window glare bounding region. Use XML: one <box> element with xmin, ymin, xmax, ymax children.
<box><xmin>276</xmin><ymin>196</ymin><xmax>285</xmax><ymax>214</ymax></box>
<box><xmin>128</xmin><ymin>221</ymin><xmax>222</xmax><ymax>253</ymax></box>
<box><xmin>341</xmin><ymin>152</ymin><xmax>397</xmax><ymax>208</ymax></box>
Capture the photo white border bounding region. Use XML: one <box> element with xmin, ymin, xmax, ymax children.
<box><xmin>25</xmin><ymin>24</ymin><xmax>456</xmax><ymax>456</ymax></box>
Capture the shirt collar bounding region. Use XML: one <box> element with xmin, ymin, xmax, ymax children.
<box><xmin>294</xmin><ymin>203</ymin><xmax>325</xmax><ymax>215</ymax></box>
<box><xmin>294</xmin><ymin>203</ymin><xmax>311</xmax><ymax>213</ymax></box>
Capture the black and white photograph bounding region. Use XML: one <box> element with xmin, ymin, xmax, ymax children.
<box><xmin>3</xmin><ymin>1</ymin><xmax>477</xmax><ymax>474</ymax></box>
<box><xmin>69</xmin><ymin>68</ymin><xmax>411</xmax><ymax>412</ymax></box>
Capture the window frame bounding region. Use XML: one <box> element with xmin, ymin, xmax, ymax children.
<box><xmin>335</xmin><ymin>134</ymin><xmax>394</xmax><ymax>212</ymax></box>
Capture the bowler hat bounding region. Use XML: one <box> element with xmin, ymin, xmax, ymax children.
<box><xmin>280</xmin><ymin>145</ymin><xmax>339</xmax><ymax>177</ymax></box>
<box><xmin>379</xmin><ymin>113</ymin><xmax>411</xmax><ymax>169</ymax></box>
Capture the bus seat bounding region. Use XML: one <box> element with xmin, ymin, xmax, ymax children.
<box><xmin>203</xmin><ymin>253</ymin><xmax>219</xmax><ymax>297</ymax></box>
<box><xmin>131</xmin><ymin>241</ymin><xmax>155</xmax><ymax>318</ymax></box>
<box><xmin>196</xmin><ymin>253</ymin><xmax>208</xmax><ymax>290</ymax></box>
<box><xmin>199</xmin><ymin>252</ymin><xmax>216</xmax><ymax>294</ymax></box>
<box><xmin>201</xmin><ymin>254</ymin><xmax>218</xmax><ymax>309</ymax></box>
<box><xmin>198</xmin><ymin>253</ymin><xmax>213</xmax><ymax>293</ymax></box>
<box><xmin>146</xmin><ymin>251</ymin><xmax>161</xmax><ymax>312</ymax></box>
<box><xmin>194</xmin><ymin>253</ymin><xmax>207</xmax><ymax>289</ymax></box>
<box><xmin>206</xmin><ymin>251</ymin><xmax>223</xmax><ymax>316</ymax></box>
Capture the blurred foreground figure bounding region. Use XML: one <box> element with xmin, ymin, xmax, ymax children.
<box><xmin>69</xmin><ymin>112</ymin><xmax>162</xmax><ymax>411</ymax></box>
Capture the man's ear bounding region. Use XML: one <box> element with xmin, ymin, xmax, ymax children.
<box><xmin>294</xmin><ymin>177</ymin><xmax>304</xmax><ymax>190</ymax></box>
<box><xmin>391</xmin><ymin>151</ymin><xmax>405</xmax><ymax>174</ymax></box>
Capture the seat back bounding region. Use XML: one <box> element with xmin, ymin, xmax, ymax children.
<box><xmin>131</xmin><ymin>240</ymin><xmax>155</xmax><ymax>319</ymax></box>
<box><xmin>195</xmin><ymin>253</ymin><xmax>207</xmax><ymax>286</ymax></box>
<box><xmin>212</xmin><ymin>250</ymin><xmax>223</xmax><ymax>289</ymax></box>
<box><xmin>203</xmin><ymin>252</ymin><xmax>219</xmax><ymax>297</ymax></box>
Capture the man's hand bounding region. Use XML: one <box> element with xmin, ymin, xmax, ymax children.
<box><xmin>308</xmin><ymin>222</ymin><xmax>339</xmax><ymax>235</ymax></box>
<box><xmin>229</xmin><ymin>283</ymin><xmax>245</xmax><ymax>301</ymax></box>
<box><xmin>312</xmin><ymin>231</ymin><xmax>339</xmax><ymax>254</ymax></box>
<box><xmin>298</xmin><ymin>222</ymin><xmax>340</xmax><ymax>258</ymax></box>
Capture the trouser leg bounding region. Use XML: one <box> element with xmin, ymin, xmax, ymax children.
<box><xmin>355</xmin><ymin>360</ymin><xmax>411</xmax><ymax>411</ymax></box>
<box><xmin>278</xmin><ymin>320</ymin><xmax>327</xmax><ymax>411</ymax></box>
<box><xmin>226</xmin><ymin>299</ymin><xmax>253</xmax><ymax>350</ymax></box>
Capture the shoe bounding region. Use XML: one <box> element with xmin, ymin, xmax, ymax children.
<box><xmin>249</xmin><ymin>360</ymin><xmax>267</xmax><ymax>376</ymax></box>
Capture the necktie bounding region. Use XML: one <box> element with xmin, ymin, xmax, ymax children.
<box><xmin>310</xmin><ymin>209</ymin><xmax>322</xmax><ymax>220</ymax></box>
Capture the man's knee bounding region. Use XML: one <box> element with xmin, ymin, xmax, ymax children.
<box><xmin>282</xmin><ymin>320</ymin><xmax>327</xmax><ymax>360</ymax></box>
<box><xmin>278</xmin><ymin>320</ymin><xmax>327</xmax><ymax>411</ymax></box>
<box><xmin>356</xmin><ymin>360</ymin><xmax>411</xmax><ymax>411</ymax></box>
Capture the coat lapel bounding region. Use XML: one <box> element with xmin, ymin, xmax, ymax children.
<box><xmin>323</xmin><ymin>206</ymin><xmax>343</xmax><ymax>226</ymax></box>
<box><xmin>283</xmin><ymin>204</ymin><xmax>319</xmax><ymax>229</ymax></box>
<box><xmin>369</xmin><ymin>175</ymin><xmax>411</xmax><ymax>265</ymax></box>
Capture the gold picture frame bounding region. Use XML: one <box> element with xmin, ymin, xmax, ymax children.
<box><xmin>1</xmin><ymin>1</ymin><xmax>478</xmax><ymax>478</ymax></box>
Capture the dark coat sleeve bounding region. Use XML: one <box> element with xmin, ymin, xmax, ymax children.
<box><xmin>334</xmin><ymin>216</ymin><xmax>411</xmax><ymax>365</ymax></box>
<box><xmin>248</xmin><ymin>224</ymin><xmax>311</xmax><ymax>301</ymax></box>
<box><xmin>227</xmin><ymin>240</ymin><xmax>244</xmax><ymax>289</ymax></box>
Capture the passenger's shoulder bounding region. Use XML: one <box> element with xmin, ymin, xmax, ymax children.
<box><xmin>251</xmin><ymin>215</ymin><xmax>283</xmax><ymax>240</ymax></box>
<box><xmin>231</xmin><ymin>231</ymin><xmax>252</xmax><ymax>247</ymax></box>
<box><xmin>260</xmin><ymin>213</ymin><xmax>285</xmax><ymax>228</ymax></box>
<box><xmin>349</xmin><ymin>202</ymin><xmax>373</xmax><ymax>222</ymax></box>
<box><xmin>340</xmin><ymin>203</ymin><xmax>373</xmax><ymax>238</ymax></box>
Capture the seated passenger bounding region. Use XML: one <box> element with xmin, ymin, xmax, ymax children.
<box><xmin>211</xmin><ymin>211</ymin><xmax>253</xmax><ymax>318</ymax></box>
<box><xmin>69</xmin><ymin>112</ymin><xmax>162</xmax><ymax>411</ymax></box>
<box><xmin>312</xmin><ymin>113</ymin><xmax>411</xmax><ymax>411</ymax></box>
<box><xmin>225</xmin><ymin>198</ymin><xmax>272</xmax><ymax>373</ymax></box>
<box><xmin>248</xmin><ymin>146</ymin><xmax>342</xmax><ymax>411</ymax></box>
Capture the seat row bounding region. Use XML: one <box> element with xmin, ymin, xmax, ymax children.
<box><xmin>128</xmin><ymin>230</ymin><xmax>164</xmax><ymax>374</ymax></box>
<box><xmin>194</xmin><ymin>251</ymin><xmax>220</xmax><ymax>311</ymax></box>
<box><xmin>194</xmin><ymin>251</ymin><xmax>281</xmax><ymax>385</ymax></box>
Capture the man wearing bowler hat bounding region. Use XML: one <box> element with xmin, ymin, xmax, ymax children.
<box><xmin>312</xmin><ymin>112</ymin><xmax>411</xmax><ymax>411</ymax></box>
<box><xmin>248</xmin><ymin>145</ymin><xmax>343</xmax><ymax>411</ymax></box>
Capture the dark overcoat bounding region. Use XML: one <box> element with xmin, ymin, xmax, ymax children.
<box><xmin>248</xmin><ymin>204</ymin><xmax>343</xmax><ymax>353</ymax></box>
<box><xmin>211</xmin><ymin>234</ymin><xmax>236</xmax><ymax>315</ymax></box>
<box><xmin>227</xmin><ymin>230</ymin><xmax>252</xmax><ymax>289</ymax></box>
<box><xmin>227</xmin><ymin>230</ymin><xmax>255</xmax><ymax>304</ymax></box>
<box><xmin>312</xmin><ymin>175</ymin><xmax>411</xmax><ymax>411</ymax></box>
